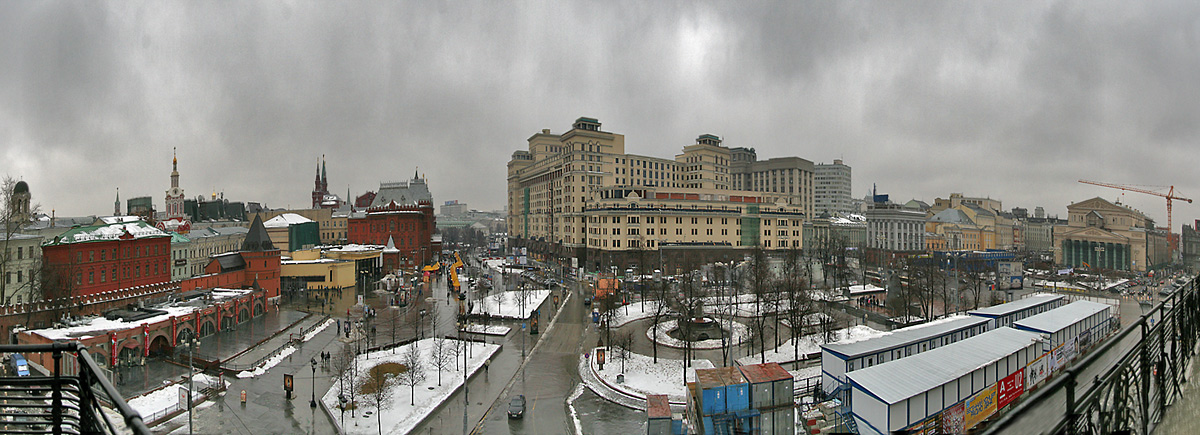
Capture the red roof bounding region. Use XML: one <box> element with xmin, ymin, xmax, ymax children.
<box><xmin>737</xmin><ymin>362</ymin><xmax>792</xmax><ymax>384</ymax></box>
<box><xmin>646</xmin><ymin>395</ymin><xmax>671</xmax><ymax>418</ymax></box>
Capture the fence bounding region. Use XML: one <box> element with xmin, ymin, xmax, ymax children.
<box><xmin>220</xmin><ymin>315</ymin><xmax>329</xmax><ymax>372</ymax></box>
<box><xmin>985</xmin><ymin>276</ymin><xmax>1199</xmax><ymax>434</ymax></box>
<box><xmin>139</xmin><ymin>375</ymin><xmax>228</xmax><ymax>426</ymax></box>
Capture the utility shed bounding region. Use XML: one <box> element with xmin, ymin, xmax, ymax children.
<box><xmin>847</xmin><ymin>327</ymin><xmax>1042</xmax><ymax>435</ymax></box>
<box><xmin>646</xmin><ymin>394</ymin><xmax>672</xmax><ymax>435</ymax></box>
<box><xmin>821</xmin><ymin>315</ymin><xmax>991</xmax><ymax>396</ymax></box>
<box><xmin>968</xmin><ymin>293</ymin><xmax>1066</xmax><ymax>329</ymax></box>
<box><xmin>1012</xmin><ymin>300</ymin><xmax>1114</xmax><ymax>352</ymax></box>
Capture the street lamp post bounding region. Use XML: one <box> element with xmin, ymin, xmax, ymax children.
<box><xmin>309</xmin><ymin>357</ymin><xmax>318</xmax><ymax>408</ymax></box>
<box><xmin>186</xmin><ymin>333</ymin><xmax>198</xmax><ymax>435</ymax></box>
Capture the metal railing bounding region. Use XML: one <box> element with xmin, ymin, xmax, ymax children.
<box><xmin>0</xmin><ymin>342</ymin><xmax>151</xmax><ymax>435</ymax></box>
<box><xmin>985</xmin><ymin>276</ymin><xmax>1199</xmax><ymax>435</ymax></box>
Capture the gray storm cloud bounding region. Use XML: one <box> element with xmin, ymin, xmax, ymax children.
<box><xmin>1</xmin><ymin>1</ymin><xmax>1198</xmax><ymax>224</ymax></box>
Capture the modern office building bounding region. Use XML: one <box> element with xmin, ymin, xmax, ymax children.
<box><xmin>814</xmin><ymin>159</ymin><xmax>852</xmax><ymax>216</ymax></box>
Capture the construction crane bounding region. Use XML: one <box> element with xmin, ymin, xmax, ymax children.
<box><xmin>1078</xmin><ymin>180</ymin><xmax>1193</xmax><ymax>257</ymax></box>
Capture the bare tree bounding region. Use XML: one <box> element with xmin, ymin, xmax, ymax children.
<box><xmin>430</xmin><ymin>337</ymin><xmax>453</xmax><ymax>386</ymax></box>
<box><xmin>611</xmin><ymin>331</ymin><xmax>634</xmax><ymax>374</ymax></box>
<box><xmin>1</xmin><ymin>176</ymin><xmax>40</xmax><ymax>304</ymax></box>
<box><xmin>746</xmin><ymin>246</ymin><xmax>774</xmax><ymax>364</ymax></box>
<box><xmin>330</xmin><ymin>344</ymin><xmax>357</xmax><ymax>418</ymax></box>
<box><xmin>362</xmin><ymin>365</ymin><xmax>396</xmax><ymax>435</ymax></box>
<box><xmin>397</xmin><ymin>344</ymin><xmax>426</xmax><ymax>405</ymax></box>
<box><xmin>648</xmin><ymin>277</ymin><xmax>671</xmax><ymax>363</ymax></box>
<box><xmin>783</xmin><ymin>246</ymin><xmax>813</xmax><ymax>369</ymax></box>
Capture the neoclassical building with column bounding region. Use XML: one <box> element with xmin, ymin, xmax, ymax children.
<box><xmin>1053</xmin><ymin>197</ymin><xmax>1168</xmax><ymax>272</ymax></box>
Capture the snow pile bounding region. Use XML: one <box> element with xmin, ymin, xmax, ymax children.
<box><xmin>30</xmin><ymin>305</ymin><xmax>199</xmax><ymax>341</ymax></box>
<box><xmin>236</xmin><ymin>345</ymin><xmax>297</xmax><ymax>378</ymax></box>
<box><xmin>589</xmin><ymin>347</ymin><xmax>714</xmax><ymax>403</ymax></box>
<box><xmin>127</xmin><ymin>373</ymin><xmax>223</xmax><ymax>422</ymax></box>
<box><xmin>321</xmin><ymin>338</ymin><xmax>500</xmax><ymax>435</ymax></box>
<box><xmin>303</xmin><ymin>318</ymin><xmax>336</xmax><ymax>342</ymax></box>
<box><xmin>646</xmin><ymin>319</ymin><xmax>750</xmax><ymax>350</ymax></box>
<box><xmin>737</xmin><ymin>325</ymin><xmax>885</xmax><ymax>366</ymax></box>
<box><xmin>470</xmin><ymin>290</ymin><xmax>551</xmax><ymax>319</ymax></box>
<box><xmin>460</xmin><ymin>324</ymin><xmax>510</xmax><ymax>336</ymax></box>
<box><xmin>608</xmin><ymin>301</ymin><xmax>664</xmax><ymax>328</ymax></box>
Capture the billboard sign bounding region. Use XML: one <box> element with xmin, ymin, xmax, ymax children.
<box><xmin>964</xmin><ymin>384</ymin><xmax>997</xmax><ymax>430</ymax></box>
<box><xmin>941</xmin><ymin>402</ymin><xmax>965</xmax><ymax>434</ymax></box>
<box><xmin>996</xmin><ymin>368</ymin><xmax>1025</xmax><ymax>409</ymax></box>
<box><xmin>1027</xmin><ymin>353</ymin><xmax>1051</xmax><ymax>387</ymax></box>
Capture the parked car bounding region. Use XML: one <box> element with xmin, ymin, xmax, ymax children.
<box><xmin>508</xmin><ymin>395</ymin><xmax>526</xmax><ymax>418</ymax></box>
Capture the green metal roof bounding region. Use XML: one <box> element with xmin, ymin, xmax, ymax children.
<box><xmin>44</xmin><ymin>220</ymin><xmax>169</xmax><ymax>246</ymax></box>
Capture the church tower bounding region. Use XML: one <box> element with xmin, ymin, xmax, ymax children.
<box><xmin>165</xmin><ymin>148</ymin><xmax>186</xmax><ymax>219</ymax></box>
<box><xmin>10</xmin><ymin>181</ymin><xmax>31</xmax><ymax>224</ymax></box>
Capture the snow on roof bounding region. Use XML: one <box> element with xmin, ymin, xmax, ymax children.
<box><xmin>282</xmin><ymin>258</ymin><xmax>340</xmax><ymax>264</ymax></box>
<box><xmin>47</xmin><ymin>220</ymin><xmax>168</xmax><ymax>245</ymax></box>
<box><xmin>848</xmin><ymin>284</ymin><xmax>886</xmax><ymax>295</ymax></box>
<box><xmin>29</xmin><ymin>305</ymin><xmax>198</xmax><ymax>341</ymax></box>
<box><xmin>968</xmin><ymin>294</ymin><xmax>1064</xmax><ymax>317</ymax></box>
<box><xmin>822</xmin><ymin>315</ymin><xmax>990</xmax><ymax>359</ymax></box>
<box><xmin>848</xmin><ymin>327</ymin><xmax>1041</xmax><ymax>404</ymax></box>
<box><xmin>1013</xmin><ymin>300</ymin><xmax>1112</xmax><ymax>334</ymax></box>
<box><xmin>263</xmin><ymin>213</ymin><xmax>314</xmax><ymax>228</ymax></box>
<box><xmin>99</xmin><ymin>216</ymin><xmax>143</xmax><ymax>225</ymax></box>
<box><xmin>327</xmin><ymin>244</ymin><xmax>382</xmax><ymax>252</ymax></box>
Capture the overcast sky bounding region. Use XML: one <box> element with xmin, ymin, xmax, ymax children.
<box><xmin>3</xmin><ymin>1</ymin><xmax>1199</xmax><ymax>228</ymax></box>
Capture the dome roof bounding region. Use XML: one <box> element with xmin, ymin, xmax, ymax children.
<box><xmin>13</xmin><ymin>181</ymin><xmax>29</xmax><ymax>194</ymax></box>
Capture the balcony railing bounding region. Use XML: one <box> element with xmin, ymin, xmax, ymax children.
<box><xmin>985</xmin><ymin>276</ymin><xmax>1199</xmax><ymax>435</ymax></box>
<box><xmin>0</xmin><ymin>342</ymin><xmax>150</xmax><ymax>435</ymax></box>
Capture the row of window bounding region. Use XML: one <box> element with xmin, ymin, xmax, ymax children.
<box><xmin>78</xmin><ymin>259</ymin><xmax>169</xmax><ymax>286</ymax></box>
<box><xmin>75</xmin><ymin>244</ymin><xmax>165</xmax><ymax>264</ymax></box>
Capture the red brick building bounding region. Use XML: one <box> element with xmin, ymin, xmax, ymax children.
<box><xmin>41</xmin><ymin>217</ymin><xmax>172</xmax><ymax>296</ymax></box>
<box><xmin>348</xmin><ymin>176</ymin><xmax>438</xmax><ymax>269</ymax></box>
<box><xmin>181</xmin><ymin>214</ymin><xmax>282</xmax><ymax>298</ymax></box>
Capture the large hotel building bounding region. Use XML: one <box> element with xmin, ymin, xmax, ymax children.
<box><xmin>507</xmin><ymin>117</ymin><xmax>821</xmax><ymax>271</ymax></box>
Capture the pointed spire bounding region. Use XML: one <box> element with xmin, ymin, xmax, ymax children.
<box><xmin>115</xmin><ymin>187</ymin><xmax>120</xmax><ymax>216</ymax></box>
<box><xmin>315</xmin><ymin>158</ymin><xmax>321</xmax><ymax>183</ymax></box>
<box><xmin>321</xmin><ymin>154</ymin><xmax>327</xmax><ymax>187</ymax></box>
<box><xmin>242</xmin><ymin>214</ymin><xmax>276</xmax><ymax>252</ymax></box>
<box><xmin>414</xmin><ymin>167</ymin><xmax>419</xmax><ymax>180</ymax></box>
<box><xmin>172</xmin><ymin>147</ymin><xmax>178</xmax><ymax>170</ymax></box>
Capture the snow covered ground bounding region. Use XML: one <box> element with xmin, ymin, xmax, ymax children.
<box><xmin>236</xmin><ymin>345</ymin><xmax>296</xmax><ymax>378</ymax></box>
<box><xmin>321</xmin><ymin>338</ymin><xmax>499</xmax><ymax>435</ymax></box>
<box><xmin>589</xmin><ymin>347</ymin><xmax>713</xmax><ymax>403</ymax></box>
<box><xmin>736</xmin><ymin>325</ymin><xmax>885</xmax><ymax>366</ymax></box>
<box><xmin>470</xmin><ymin>290</ymin><xmax>550</xmax><ymax>319</ymax></box>
<box><xmin>128</xmin><ymin>373</ymin><xmax>224</xmax><ymax>423</ymax></box>
<box><xmin>461</xmin><ymin>324</ymin><xmax>510</xmax><ymax>336</ymax></box>
<box><xmin>303</xmin><ymin>318</ymin><xmax>335</xmax><ymax>342</ymax></box>
<box><xmin>608</xmin><ymin>301</ymin><xmax>663</xmax><ymax>328</ymax></box>
<box><xmin>646</xmin><ymin>319</ymin><xmax>749</xmax><ymax>350</ymax></box>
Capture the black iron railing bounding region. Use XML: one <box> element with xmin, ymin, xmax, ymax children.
<box><xmin>0</xmin><ymin>342</ymin><xmax>151</xmax><ymax>435</ymax></box>
<box><xmin>985</xmin><ymin>276</ymin><xmax>1199</xmax><ymax>435</ymax></box>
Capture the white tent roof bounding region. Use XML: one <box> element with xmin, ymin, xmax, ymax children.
<box><xmin>263</xmin><ymin>213</ymin><xmax>314</xmax><ymax>228</ymax></box>
<box><xmin>822</xmin><ymin>315</ymin><xmax>990</xmax><ymax>359</ymax></box>
<box><xmin>848</xmin><ymin>327</ymin><xmax>1041</xmax><ymax>404</ymax></box>
<box><xmin>968</xmin><ymin>294</ymin><xmax>1065</xmax><ymax>317</ymax></box>
<box><xmin>1013</xmin><ymin>300</ymin><xmax>1111</xmax><ymax>334</ymax></box>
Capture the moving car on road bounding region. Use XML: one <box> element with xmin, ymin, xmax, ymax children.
<box><xmin>508</xmin><ymin>394</ymin><xmax>526</xmax><ymax>418</ymax></box>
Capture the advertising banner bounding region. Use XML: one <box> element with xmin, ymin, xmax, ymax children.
<box><xmin>941</xmin><ymin>402</ymin><xmax>965</xmax><ymax>434</ymax></box>
<box><xmin>1027</xmin><ymin>353</ymin><xmax>1051</xmax><ymax>387</ymax></box>
<box><xmin>964</xmin><ymin>384</ymin><xmax>997</xmax><ymax>430</ymax></box>
<box><xmin>1078</xmin><ymin>329</ymin><xmax>1093</xmax><ymax>349</ymax></box>
<box><xmin>1047</xmin><ymin>343</ymin><xmax>1063</xmax><ymax>374</ymax></box>
<box><xmin>1055</xmin><ymin>338</ymin><xmax>1077</xmax><ymax>365</ymax></box>
<box><xmin>997</xmin><ymin>368</ymin><xmax>1026</xmax><ymax>409</ymax></box>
